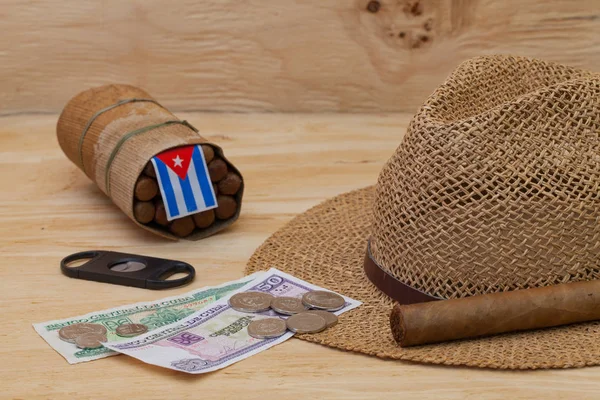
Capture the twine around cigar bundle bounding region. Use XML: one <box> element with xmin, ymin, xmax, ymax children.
<box><xmin>390</xmin><ymin>280</ymin><xmax>600</xmax><ymax>347</ymax></box>
<box><xmin>56</xmin><ymin>84</ymin><xmax>244</xmax><ymax>240</ymax></box>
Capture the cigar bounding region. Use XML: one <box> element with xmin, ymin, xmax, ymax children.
<box><xmin>169</xmin><ymin>216</ymin><xmax>195</xmax><ymax>237</ymax></box>
<box><xmin>143</xmin><ymin>162</ymin><xmax>156</xmax><ymax>178</ymax></box>
<box><xmin>215</xmin><ymin>195</ymin><xmax>237</xmax><ymax>220</ymax></box>
<box><xmin>193</xmin><ymin>209</ymin><xmax>215</xmax><ymax>228</ymax></box>
<box><xmin>154</xmin><ymin>200</ymin><xmax>168</xmax><ymax>226</ymax></box>
<box><xmin>134</xmin><ymin>201</ymin><xmax>155</xmax><ymax>224</ymax></box>
<box><xmin>390</xmin><ymin>280</ymin><xmax>600</xmax><ymax>347</ymax></box>
<box><xmin>202</xmin><ymin>145</ymin><xmax>215</xmax><ymax>164</ymax></box>
<box><xmin>217</xmin><ymin>172</ymin><xmax>242</xmax><ymax>195</ymax></box>
<box><xmin>208</xmin><ymin>159</ymin><xmax>228</xmax><ymax>182</ymax></box>
<box><xmin>134</xmin><ymin>176</ymin><xmax>159</xmax><ymax>201</ymax></box>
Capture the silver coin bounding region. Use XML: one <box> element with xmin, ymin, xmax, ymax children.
<box><xmin>58</xmin><ymin>323</ymin><xmax>107</xmax><ymax>343</ymax></box>
<box><xmin>304</xmin><ymin>310</ymin><xmax>338</xmax><ymax>328</ymax></box>
<box><xmin>74</xmin><ymin>332</ymin><xmax>107</xmax><ymax>349</ymax></box>
<box><xmin>270</xmin><ymin>297</ymin><xmax>307</xmax><ymax>315</ymax></box>
<box><xmin>286</xmin><ymin>312</ymin><xmax>327</xmax><ymax>334</ymax></box>
<box><xmin>302</xmin><ymin>290</ymin><xmax>345</xmax><ymax>311</ymax></box>
<box><xmin>229</xmin><ymin>292</ymin><xmax>274</xmax><ymax>313</ymax></box>
<box><xmin>116</xmin><ymin>323</ymin><xmax>148</xmax><ymax>337</ymax></box>
<box><xmin>247</xmin><ymin>318</ymin><xmax>287</xmax><ymax>339</ymax></box>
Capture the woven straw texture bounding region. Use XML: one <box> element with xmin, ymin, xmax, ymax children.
<box><xmin>246</xmin><ymin>55</ymin><xmax>600</xmax><ymax>369</ymax></box>
<box><xmin>56</xmin><ymin>84</ymin><xmax>243</xmax><ymax>240</ymax></box>
<box><xmin>372</xmin><ymin>55</ymin><xmax>600</xmax><ymax>299</ymax></box>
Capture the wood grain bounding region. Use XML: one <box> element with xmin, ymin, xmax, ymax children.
<box><xmin>3</xmin><ymin>112</ymin><xmax>600</xmax><ymax>399</ymax></box>
<box><xmin>1</xmin><ymin>0</ymin><xmax>599</xmax><ymax>114</ymax></box>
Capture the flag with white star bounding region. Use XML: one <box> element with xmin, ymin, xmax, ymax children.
<box><xmin>151</xmin><ymin>145</ymin><xmax>217</xmax><ymax>221</ymax></box>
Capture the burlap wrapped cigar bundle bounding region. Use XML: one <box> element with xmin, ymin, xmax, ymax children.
<box><xmin>56</xmin><ymin>84</ymin><xmax>244</xmax><ymax>240</ymax></box>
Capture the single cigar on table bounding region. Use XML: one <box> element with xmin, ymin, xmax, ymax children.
<box><xmin>389</xmin><ymin>280</ymin><xmax>600</xmax><ymax>347</ymax></box>
<box><xmin>169</xmin><ymin>216</ymin><xmax>196</xmax><ymax>237</ymax></box>
<box><xmin>218</xmin><ymin>172</ymin><xmax>242</xmax><ymax>195</ymax></box>
<box><xmin>134</xmin><ymin>176</ymin><xmax>158</xmax><ymax>201</ymax></box>
<box><xmin>134</xmin><ymin>201</ymin><xmax>155</xmax><ymax>224</ymax></box>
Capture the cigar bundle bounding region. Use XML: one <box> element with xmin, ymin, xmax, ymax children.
<box><xmin>390</xmin><ymin>280</ymin><xmax>600</xmax><ymax>347</ymax></box>
<box><xmin>57</xmin><ymin>84</ymin><xmax>244</xmax><ymax>240</ymax></box>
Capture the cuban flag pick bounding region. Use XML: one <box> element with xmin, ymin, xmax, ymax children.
<box><xmin>151</xmin><ymin>145</ymin><xmax>217</xmax><ymax>221</ymax></box>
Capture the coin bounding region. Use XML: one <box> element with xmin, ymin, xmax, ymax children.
<box><xmin>302</xmin><ymin>290</ymin><xmax>345</xmax><ymax>311</ymax></box>
<box><xmin>58</xmin><ymin>323</ymin><xmax>107</xmax><ymax>343</ymax></box>
<box><xmin>286</xmin><ymin>312</ymin><xmax>327</xmax><ymax>334</ymax></box>
<box><xmin>247</xmin><ymin>318</ymin><xmax>287</xmax><ymax>339</ymax></box>
<box><xmin>116</xmin><ymin>323</ymin><xmax>148</xmax><ymax>337</ymax></box>
<box><xmin>74</xmin><ymin>332</ymin><xmax>107</xmax><ymax>349</ymax></box>
<box><xmin>270</xmin><ymin>296</ymin><xmax>307</xmax><ymax>315</ymax></box>
<box><xmin>229</xmin><ymin>292</ymin><xmax>274</xmax><ymax>313</ymax></box>
<box><xmin>304</xmin><ymin>310</ymin><xmax>338</xmax><ymax>328</ymax></box>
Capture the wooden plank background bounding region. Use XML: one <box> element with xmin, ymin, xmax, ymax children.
<box><xmin>1</xmin><ymin>0</ymin><xmax>599</xmax><ymax>114</ymax></box>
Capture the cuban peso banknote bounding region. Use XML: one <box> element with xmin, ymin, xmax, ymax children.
<box><xmin>103</xmin><ymin>268</ymin><xmax>362</xmax><ymax>374</ymax></box>
<box><xmin>33</xmin><ymin>272</ymin><xmax>263</xmax><ymax>364</ymax></box>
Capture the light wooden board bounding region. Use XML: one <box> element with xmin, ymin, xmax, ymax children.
<box><xmin>1</xmin><ymin>0</ymin><xmax>599</xmax><ymax>114</ymax></box>
<box><xmin>2</xmin><ymin>112</ymin><xmax>600</xmax><ymax>399</ymax></box>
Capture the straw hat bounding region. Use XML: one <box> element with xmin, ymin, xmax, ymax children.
<box><xmin>246</xmin><ymin>55</ymin><xmax>600</xmax><ymax>369</ymax></box>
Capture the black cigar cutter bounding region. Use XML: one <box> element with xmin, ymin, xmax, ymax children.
<box><xmin>61</xmin><ymin>250</ymin><xmax>195</xmax><ymax>290</ymax></box>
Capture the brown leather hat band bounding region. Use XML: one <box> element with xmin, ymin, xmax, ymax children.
<box><xmin>363</xmin><ymin>239</ymin><xmax>442</xmax><ymax>305</ymax></box>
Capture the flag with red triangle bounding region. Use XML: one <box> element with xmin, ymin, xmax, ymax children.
<box><xmin>151</xmin><ymin>145</ymin><xmax>217</xmax><ymax>221</ymax></box>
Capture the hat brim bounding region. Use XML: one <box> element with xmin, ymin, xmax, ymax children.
<box><xmin>246</xmin><ymin>186</ymin><xmax>600</xmax><ymax>369</ymax></box>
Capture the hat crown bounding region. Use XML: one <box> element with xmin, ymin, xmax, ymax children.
<box><xmin>371</xmin><ymin>55</ymin><xmax>600</xmax><ymax>299</ymax></box>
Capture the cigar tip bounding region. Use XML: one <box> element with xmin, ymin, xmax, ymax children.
<box><xmin>215</xmin><ymin>195</ymin><xmax>237</xmax><ymax>220</ymax></box>
<box><xmin>135</xmin><ymin>176</ymin><xmax>158</xmax><ymax>201</ymax></box>
<box><xmin>208</xmin><ymin>158</ymin><xmax>228</xmax><ymax>182</ymax></box>
<box><xmin>169</xmin><ymin>216</ymin><xmax>195</xmax><ymax>237</ymax></box>
<box><xmin>193</xmin><ymin>209</ymin><xmax>216</xmax><ymax>229</ymax></box>
<box><xmin>389</xmin><ymin>303</ymin><xmax>406</xmax><ymax>346</ymax></box>
<box><xmin>217</xmin><ymin>172</ymin><xmax>242</xmax><ymax>195</ymax></box>
<box><xmin>154</xmin><ymin>202</ymin><xmax>168</xmax><ymax>226</ymax></box>
<box><xmin>134</xmin><ymin>201</ymin><xmax>156</xmax><ymax>224</ymax></box>
<box><xmin>202</xmin><ymin>144</ymin><xmax>215</xmax><ymax>164</ymax></box>
<box><xmin>143</xmin><ymin>162</ymin><xmax>157</xmax><ymax>178</ymax></box>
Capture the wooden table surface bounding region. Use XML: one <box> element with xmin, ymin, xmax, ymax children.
<box><xmin>2</xmin><ymin>112</ymin><xmax>600</xmax><ymax>399</ymax></box>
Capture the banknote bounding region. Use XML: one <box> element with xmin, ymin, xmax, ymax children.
<box><xmin>33</xmin><ymin>272</ymin><xmax>264</xmax><ymax>364</ymax></box>
<box><xmin>103</xmin><ymin>268</ymin><xmax>361</xmax><ymax>374</ymax></box>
